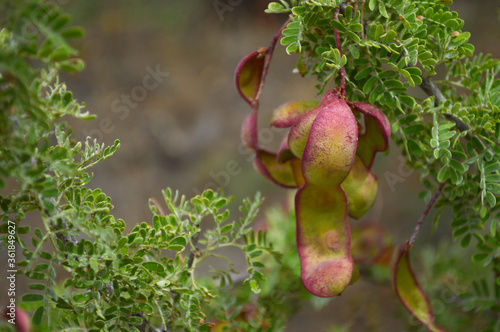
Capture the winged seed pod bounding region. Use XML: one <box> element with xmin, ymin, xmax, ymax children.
<box><xmin>272</xmin><ymin>95</ymin><xmax>391</xmax><ymax>220</ymax></box>
<box><xmin>290</xmin><ymin>93</ymin><xmax>358</xmax><ymax>297</ymax></box>
<box><xmin>393</xmin><ymin>242</ymin><xmax>448</xmax><ymax>332</ymax></box>
<box><xmin>236</xmin><ymin>40</ymin><xmax>390</xmax><ymax>296</ymax></box>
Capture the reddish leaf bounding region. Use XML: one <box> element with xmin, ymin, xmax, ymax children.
<box><xmin>393</xmin><ymin>242</ymin><xmax>448</xmax><ymax>332</ymax></box>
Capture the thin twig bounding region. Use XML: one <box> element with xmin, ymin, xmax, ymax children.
<box><xmin>254</xmin><ymin>17</ymin><xmax>292</xmax><ymax>103</ymax></box>
<box><xmin>360</xmin><ymin>0</ymin><xmax>366</xmax><ymax>39</ymax></box>
<box><xmin>187</xmin><ymin>231</ymin><xmax>200</xmax><ymax>269</ymax></box>
<box><xmin>409</xmin><ymin>182</ymin><xmax>446</xmax><ymax>246</ymax></box>
<box><xmin>333</xmin><ymin>9</ymin><xmax>346</xmax><ymax>96</ymax></box>
<box><xmin>150</xmin><ymin>197</ymin><xmax>165</xmax><ymax>216</ymax></box>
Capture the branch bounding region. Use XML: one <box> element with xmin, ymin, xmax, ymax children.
<box><xmin>420</xmin><ymin>77</ymin><xmax>472</xmax><ymax>139</ymax></box>
<box><xmin>187</xmin><ymin>231</ymin><xmax>200</xmax><ymax>270</ymax></box>
<box><xmin>339</xmin><ymin>3</ymin><xmax>471</xmax><ymax>140</ymax></box>
<box><xmin>409</xmin><ymin>182</ymin><xmax>446</xmax><ymax>246</ymax></box>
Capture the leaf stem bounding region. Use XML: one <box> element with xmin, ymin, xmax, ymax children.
<box><xmin>334</xmin><ymin>9</ymin><xmax>346</xmax><ymax>97</ymax></box>
<box><xmin>409</xmin><ymin>182</ymin><xmax>446</xmax><ymax>246</ymax></box>
<box><xmin>360</xmin><ymin>0</ymin><xmax>366</xmax><ymax>40</ymax></box>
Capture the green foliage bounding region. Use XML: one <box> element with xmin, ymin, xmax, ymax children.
<box><xmin>206</xmin><ymin>196</ymin><xmax>330</xmax><ymax>332</ymax></box>
<box><xmin>262</xmin><ymin>1</ymin><xmax>500</xmax><ymax>329</ymax></box>
<box><xmin>2</xmin><ymin>0</ymin><xmax>500</xmax><ymax>331</ymax></box>
<box><xmin>0</xmin><ymin>1</ymin><xmax>282</xmax><ymax>331</ymax></box>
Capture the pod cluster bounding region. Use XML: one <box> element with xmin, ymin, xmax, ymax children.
<box><xmin>236</xmin><ymin>47</ymin><xmax>390</xmax><ymax>297</ymax></box>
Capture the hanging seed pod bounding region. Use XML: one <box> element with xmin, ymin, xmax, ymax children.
<box><xmin>342</xmin><ymin>102</ymin><xmax>391</xmax><ymax>219</ymax></box>
<box><xmin>236</xmin><ymin>31</ymin><xmax>390</xmax><ymax>297</ymax></box>
<box><xmin>393</xmin><ymin>242</ymin><xmax>448</xmax><ymax>332</ymax></box>
<box><xmin>236</xmin><ymin>49</ymin><xmax>297</xmax><ymax>188</ymax></box>
<box><xmin>291</xmin><ymin>94</ymin><xmax>358</xmax><ymax>297</ymax></box>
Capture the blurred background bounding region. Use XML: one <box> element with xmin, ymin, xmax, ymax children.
<box><xmin>55</xmin><ymin>1</ymin><xmax>499</xmax><ymax>330</ymax></box>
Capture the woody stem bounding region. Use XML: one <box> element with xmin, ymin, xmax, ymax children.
<box><xmin>409</xmin><ymin>182</ymin><xmax>446</xmax><ymax>246</ymax></box>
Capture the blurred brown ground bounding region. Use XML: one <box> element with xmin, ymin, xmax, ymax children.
<box><xmin>17</xmin><ymin>0</ymin><xmax>500</xmax><ymax>330</ymax></box>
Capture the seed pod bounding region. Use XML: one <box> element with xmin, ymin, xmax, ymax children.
<box><xmin>393</xmin><ymin>242</ymin><xmax>448</xmax><ymax>332</ymax></box>
<box><xmin>235</xmin><ymin>48</ymin><xmax>267</xmax><ymax>107</ymax></box>
<box><xmin>270</xmin><ymin>100</ymin><xmax>318</xmax><ymax>128</ymax></box>
<box><xmin>341</xmin><ymin>101</ymin><xmax>391</xmax><ymax>219</ymax></box>
<box><xmin>237</xmin><ymin>49</ymin><xmax>297</xmax><ymax>188</ymax></box>
<box><xmin>351</xmin><ymin>222</ymin><xmax>393</xmax><ymax>265</ymax></box>
<box><xmin>351</xmin><ymin>102</ymin><xmax>391</xmax><ymax>168</ymax></box>
<box><xmin>295</xmin><ymin>97</ymin><xmax>358</xmax><ymax>297</ymax></box>
<box><xmin>342</xmin><ymin>156</ymin><xmax>379</xmax><ymax>219</ymax></box>
<box><xmin>288</xmin><ymin>91</ymin><xmax>339</xmax><ymax>159</ymax></box>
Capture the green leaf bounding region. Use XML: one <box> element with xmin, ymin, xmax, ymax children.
<box><xmin>379</xmin><ymin>2</ymin><xmax>389</xmax><ymax>18</ymax></box>
<box><xmin>437</xmin><ymin>165</ymin><xmax>450</xmax><ymax>182</ymax></box>
<box><xmin>348</xmin><ymin>44</ymin><xmax>360</xmax><ymax>59</ymax></box>
<box><xmin>355</xmin><ymin>67</ymin><xmax>372</xmax><ymax>80</ymax></box>
<box><xmin>399</xmin><ymin>114</ymin><xmax>420</xmax><ymax>126</ymax></box>
<box><xmin>350</xmin><ymin>23</ymin><xmax>363</xmax><ymax>33</ymax></box>
<box><xmin>400</xmin><ymin>69</ymin><xmax>415</xmax><ymax>87</ymax></box>
<box><xmin>28</xmin><ymin>284</ymin><xmax>46</xmax><ymax>290</ymax></box>
<box><xmin>453</xmin><ymin>226</ymin><xmax>469</xmax><ymax>239</ymax></box>
<box><xmin>267</xmin><ymin>2</ymin><xmax>284</xmax><ymax>11</ymax></box>
<box><xmin>292</xmin><ymin>6</ymin><xmax>306</xmax><ymax>15</ymax></box>
<box><xmin>347</xmin><ymin>31</ymin><xmax>361</xmax><ymax>43</ymax></box>
<box><xmin>61</xmin><ymin>26</ymin><xmax>84</xmax><ymax>39</ymax></box>
<box><xmin>22</xmin><ymin>293</ymin><xmax>44</xmax><ymax>302</ymax></box>
<box><xmin>403</xmin><ymin>123</ymin><xmax>425</xmax><ymax>134</ymax></box>
<box><xmin>220</xmin><ymin>224</ymin><xmax>233</xmax><ymax>234</ymax></box>
<box><xmin>286</xmin><ymin>42</ymin><xmax>299</xmax><ymax>54</ymax></box>
<box><xmin>281</xmin><ymin>35</ymin><xmax>299</xmax><ymax>46</ymax></box>
<box><xmin>331</xmin><ymin>20</ymin><xmax>346</xmax><ymax>32</ymax></box>
<box><xmin>485</xmin><ymin>191</ymin><xmax>496</xmax><ymax>208</ymax></box>
<box><xmin>168</xmin><ymin>236</ymin><xmax>187</xmax><ymax>251</ymax></box>
<box><xmin>142</xmin><ymin>262</ymin><xmax>165</xmax><ymax>274</ymax></box>
<box><xmin>249</xmin><ymin>279</ymin><xmax>261</xmax><ymax>294</ymax></box>
<box><xmin>249</xmin><ymin>250</ymin><xmax>263</xmax><ymax>259</ymax></box>
<box><xmin>89</xmin><ymin>258</ymin><xmax>98</xmax><ymax>270</ymax></box>
<box><xmin>382</xmin><ymin>30</ymin><xmax>397</xmax><ymax>44</ymax></box>
<box><xmin>461</xmin><ymin>233</ymin><xmax>472</xmax><ymax>248</ymax></box>
<box><xmin>486</xmin><ymin>183</ymin><xmax>500</xmax><ymax>194</ymax></box>
<box><xmin>449</xmin><ymin>159</ymin><xmax>466</xmax><ymax>174</ymax></box>
<box><xmin>472</xmin><ymin>253</ymin><xmax>489</xmax><ymax>263</ymax></box>
<box><xmin>117</xmin><ymin>237</ymin><xmax>127</xmax><ymax>248</ymax></box>
<box><xmin>18</xmin><ymin>226</ymin><xmax>30</xmax><ymax>234</ymax></box>
<box><xmin>363</xmin><ymin>76</ymin><xmax>378</xmax><ymax>94</ymax></box>
<box><xmin>41</xmin><ymin>188</ymin><xmax>59</xmax><ymax>198</ymax></box>
<box><xmin>32</xmin><ymin>306</ymin><xmax>44</xmax><ymax>326</ymax></box>
<box><xmin>369</xmin><ymin>0</ymin><xmax>376</xmax><ymax>11</ymax></box>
